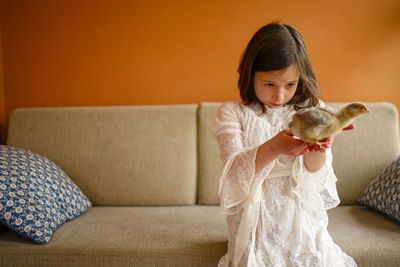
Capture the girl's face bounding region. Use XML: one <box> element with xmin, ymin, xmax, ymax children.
<box><xmin>253</xmin><ymin>64</ymin><xmax>299</xmax><ymax>109</ymax></box>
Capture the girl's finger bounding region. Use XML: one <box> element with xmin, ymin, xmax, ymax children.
<box><xmin>342</xmin><ymin>124</ymin><xmax>354</xmax><ymax>131</ymax></box>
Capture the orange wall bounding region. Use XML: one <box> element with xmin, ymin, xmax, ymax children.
<box><xmin>1</xmin><ymin>0</ymin><xmax>400</xmax><ymax>135</ymax></box>
<box><xmin>0</xmin><ymin>9</ymin><xmax>5</xmax><ymax>144</ymax></box>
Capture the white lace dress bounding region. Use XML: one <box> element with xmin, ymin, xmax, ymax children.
<box><xmin>214</xmin><ymin>101</ymin><xmax>357</xmax><ymax>267</ymax></box>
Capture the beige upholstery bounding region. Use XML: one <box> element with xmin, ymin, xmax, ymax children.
<box><xmin>198</xmin><ymin>103</ymin><xmax>225</xmax><ymax>204</ymax></box>
<box><xmin>1</xmin><ymin>206</ymin><xmax>399</xmax><ymax>267</ymax></box>
<box><xmin>7</xmin><ymin>105</ymin><xmax>198</xmax><ymax>206</ymax></box>
<box><xmin>1</xmin><ymin>102</ymin><xmax>399</xmax><ymax>266</ymax></box>
<box><xmin>0</xmin><ymin>206</ymin><xmax>227</xmax><ymax>266</ymax></box>
<box><xmin>197</xmin><ymin>102</ymin><xmax>400</xmax><ymax>205</ymax></box>
<box><xmin>327</xmin><ymin>206</ymin><xmax>400</xmax><ymax>266</ymax></box>
<box><xmin>331</xmin><ymin>103</ymin><xmax>400</xmax><ymax>204</ymax></box>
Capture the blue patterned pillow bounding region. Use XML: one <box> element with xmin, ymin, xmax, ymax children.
<box><xmin>357</xmin><ymin>156</ymin><xmax>400</xmax><ymax>223</ymax></box>
<box><xmin>0</xmin><ymin>145</ymin><xmax>91</xmax><ymax>244</ymax></box>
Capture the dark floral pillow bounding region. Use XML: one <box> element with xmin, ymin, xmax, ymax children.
<box><xmin>357</xmin><ymin>156</ymin><xmax>400</xmax><ymax>223</ymax></box>
<box><xmin>0</xmin><ymin>145</ymin><xmax>92</xmax><ymax>244</ymax></box>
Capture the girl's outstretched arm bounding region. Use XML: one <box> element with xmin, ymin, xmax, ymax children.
<box><xmin>255</xmin><ymin>130</ymin><xmax>308</xmax><ymax>173</ymax></box>
<box><xmin>303</xmin><ymin>136</ymin><xmax>333</xmax><ymax>172</ymax></box>
<box><xmin>303</xmin><ymin>150</ymin><xmax>326</xmax><ymax>172</ymax></box>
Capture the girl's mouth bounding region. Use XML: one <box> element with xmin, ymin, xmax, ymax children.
<box><xmin>271</xmin><ymin>103</ymin><xmax>282</xmax><ymax>108</ymax></box>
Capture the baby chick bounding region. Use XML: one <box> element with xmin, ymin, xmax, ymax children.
<box><xmin>289</xmin><ymin>103</ymin><xmax>370</xmax><ymax>145</ymax></box>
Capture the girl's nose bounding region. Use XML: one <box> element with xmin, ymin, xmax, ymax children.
<box><xmin>275</xmin><ymin>88</ymin><xmax>284</xmax><ymax>102</ymax></box>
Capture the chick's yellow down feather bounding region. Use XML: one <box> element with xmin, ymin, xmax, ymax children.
<box><xmin>289</xmin><ymin>103</ymin><xmax>370</xmax><ymax>145</ymax></box>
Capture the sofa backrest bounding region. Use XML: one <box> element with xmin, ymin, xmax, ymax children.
<box><xmin>198</xmin><ymin>102</ymin><xmax>400</xmax><ymax>205</ymax></box>
<box><xmin>7</xmin><ymin>102</ymin><xmax>400</xmax><ymax>206</ymax></box>
<box><xmin>7</xmin><ymin>105</ymin><xmax>198</xmax><ymax>206</ymax></box>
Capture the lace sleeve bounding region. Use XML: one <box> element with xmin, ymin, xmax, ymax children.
<box><xmin>214</xmin><ymin>102</ymin><xmax>260</xmax><ymax>215</ymax></box>
<box><xmin>294</xmin><ymin>148</ymin><xmax>340</xmax><ymax>211</ymax></box>
<box><xmin>319</xmin><ymin>148</ymin><xmax>340</xmax><ymax>210</ymax></box>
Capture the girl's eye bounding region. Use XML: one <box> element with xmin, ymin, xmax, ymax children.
<box><xmin>265</xmin><ymin>83</ymin><xmax>274</xmax><ymax>87</ymax></box>
<box><xmin>287</xmin><ymin>83</ymin><xmax>296</xmax><ymax>87</ymax></box>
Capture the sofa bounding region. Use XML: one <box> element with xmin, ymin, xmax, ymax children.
<box><xmin>0</xmin><ymin>102</ymin><xmax>399</xmax><ymax>267</ymax></box>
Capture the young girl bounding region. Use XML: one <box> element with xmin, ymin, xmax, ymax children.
<box><xmin>214</xmin><ymin>22</ymin><xmax>357</xmax><ymax>267</ymax></box>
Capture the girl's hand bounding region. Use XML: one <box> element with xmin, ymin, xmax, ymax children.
<box><xmin>255</xmin><ymin>129</ymin><xmax>307</xmax><ymax>173</ymax></box>
<box><xmin>307</xmin><ymin>124</ymin><xmax>354</xmax><ymax>152</ymax></box>
<box><xmin>307</xmin><ymin>136</ymin><xmax>334</xmax><ymax>153</ymax></box>
<box><xmin>271</xmin><ymin>130</ymin><xmax>308</xmax><ymax>156</ymax></box>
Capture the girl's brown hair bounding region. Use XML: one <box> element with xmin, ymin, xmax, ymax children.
<box><xmin>238</xmin><ymin>22</ymin><xmax>320</xmax><ymax>111</ymax></box>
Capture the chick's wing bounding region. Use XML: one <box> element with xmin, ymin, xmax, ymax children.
<box><xmin>294</xmin><ymin>108</ymin><xmax>335</xmax><ymax>128</ymax></box>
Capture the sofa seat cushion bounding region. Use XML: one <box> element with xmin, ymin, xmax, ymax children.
<box><xmin>1</xmin><ymin>205</ymin><xmax>399</xmax><ymax>266</ymax></box>
<box><xmin>0</xmin><ymin>206</ymin><xmax>227</xmax><ymax>267</ymax></box>
<box><xmin>327</xmin><ymin>205</ymin><xmax>400</xmax><ymax>267</ymax></box>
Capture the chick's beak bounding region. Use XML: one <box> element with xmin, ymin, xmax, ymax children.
<box><xmin>365</xmin><ymin>107</ymin><xmax>371</xmax><ymax>113</ymax></box>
